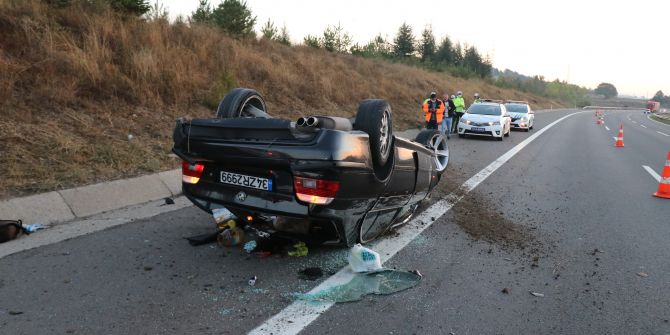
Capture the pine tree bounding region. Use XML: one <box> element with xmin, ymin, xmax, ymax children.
<box><xmin>393</xmin><ymin>23</ymin><xmax>415</xmax><ymax>58</ymax></box>
<box><xmin>418</xmin><ymin>26</ymin><xmax>436</xmax><ymax>63</ymax></box>
<box><xmin>210</xmin><ymin>0</ymin><xmax>256</xmax><ymax>38</ymax></box>
<box><xmin>260</xmin><ymin>19</ymin><xmax>277</xmax><ymax>40</ymax></box>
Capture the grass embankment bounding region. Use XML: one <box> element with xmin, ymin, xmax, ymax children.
<box><xmin>651</xmin><ymin>114</ymin><xmax>670</xmax><ymax>125</ymax></box>
<box><xmin>0</xmin><ymin>0</ymin><xmax>566</xmax><ymax>199</ymax></box>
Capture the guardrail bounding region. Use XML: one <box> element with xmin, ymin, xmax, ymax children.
<box><xmin>582</xmin><ymin>106</ymin><xmax>647</xmax><ymax>111</ymax></box>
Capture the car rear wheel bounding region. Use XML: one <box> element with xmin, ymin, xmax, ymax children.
<box><xmin>415</xmin><ymin>129</ymin><xmax>449</xmax><ymax>173</ymax></box>
<box><xmin>216</xmin><ymin>88</ymin><xmax>269</xmax><ymax>118</ymax></box>
<box><xmin>354</xmin><ymin>99</ymin><xmax>393</xmax><ymax>167</ymax></box>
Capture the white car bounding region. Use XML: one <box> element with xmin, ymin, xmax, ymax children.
<box><xmin>457</xmin><ymin>101</ymin><xmax>511</xmax><ymax>141</ymax></box>
<box><xmin>505</xmin><ymin>100</ymin><xmax>535</xmax><ymax>131</ymax></box>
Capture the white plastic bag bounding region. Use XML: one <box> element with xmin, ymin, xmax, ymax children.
<box><xmin>348</xmin><ymin>244</ymin><xmax>382</xmax><ymax>273</ymax></box>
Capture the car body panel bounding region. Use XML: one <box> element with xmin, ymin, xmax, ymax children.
<box><xmin>172</xmin><ymin>117</ymin><xmax>440</xmax><ymax>246</ymax></box>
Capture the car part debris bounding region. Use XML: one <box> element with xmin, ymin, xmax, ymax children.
<box><xmin>287</xmin><ymin>242</ymin><xmax>308</xmax><ymax>257</ymax></box>
<box><xmin>296</xmin><ymin>269</ymin><xmax>422</xmax><ymax>303</ymax></box>
<box><xmin>185</xmin><ymin>231</ymin><xmax>220</xmax><ymax>246</ymax></box>
<box><xmin>502</xmin><ymin>288</ymin><xmax>510</xmax><ymax>294</ymax></box>
<box><xmin>637</xmin><ymin>272</ymin><xmax>649</xmax><ymax>278</ymax></box>
<box><xmin>248</xmin><ymin>276</ymin><xmax>257</xmax><ymax>286</ymax></box>
<box><xmin>162</xmin><ymin>197</ymin><xmax>175</xmax><ymax>205</ymax></box>
<box><xmin>348</xmin><ymin>244</ymin><xmax>382</xmax><ymax>273</ymax></box>
<box><xmin>529</xmin><ymin>291</ymin><xmax>545</xmax><ymax>297</ymax></box>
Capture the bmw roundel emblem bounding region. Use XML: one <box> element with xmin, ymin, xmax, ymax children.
<box><xmin>236</xmin><ymin>191</ymin><xmax>247</xmax><ymax>202</ymax></box>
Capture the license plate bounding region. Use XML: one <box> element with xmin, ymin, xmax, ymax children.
<box><xmin>220</xmin><ymin>171</ymin><xmax>272</xmax><ymax>191</ymax></box>
<box><xmin>471</xmin><ymin>127</ymin><xmax>486</xmax><ymax>132</ymax></box>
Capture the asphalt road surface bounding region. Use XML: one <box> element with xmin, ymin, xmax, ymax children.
<box><xmin>1</xmin><ymin>109</ymin><xmax>669</xmax><ymax>335</ymax></box>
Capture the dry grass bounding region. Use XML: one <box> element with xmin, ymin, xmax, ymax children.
<box><xmin>0</xmin><ymin>0</ymin><xmax>566</xmax><ymax>199</ymax></box>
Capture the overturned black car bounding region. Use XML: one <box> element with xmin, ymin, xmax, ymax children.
<box><xmin>172</xmin><ymin>88</ymin><xmax>449</xmax><ymax>246</ymax></box>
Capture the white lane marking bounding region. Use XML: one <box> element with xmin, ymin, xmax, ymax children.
<box><xmin>605</xmin><ymin>126</ymin><xmax>610</xmax><ymax>131</ymax></box>
<box><xmin>248</xmin><ymin>111</ymin><xmax>585</xmax><ymax>335</ymax></box>
<box><xmin>641</xmin><ymin>124</ymin><xmax>647</xmax><ymax>128</ymax></box>
<box><xmin>657</xmin><ymin>131</ymin><xmax>670</xmax><ymax>137</ymax></box>
<box><xmin>643</xmin><ymin>165</ymin><xmax>661</xmax><ymax>182</ymax></box>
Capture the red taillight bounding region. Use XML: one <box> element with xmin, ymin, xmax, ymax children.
<box><xmin>182</xmin><ymin>161</ymin><xmax>204</xmax><ymax>184</ymax></box>
<box><xmin>293</xmin><ymin>176</ymin><xmax>340</xmax><ymax>205</ymax></box>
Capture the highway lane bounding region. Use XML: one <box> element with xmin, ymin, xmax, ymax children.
<box><xmin>301</xmin><ymin>109</ymin><xmax>670</xmax><ymax>334</ymax></box>
<box><xmin>2</xmin><ymin>109</ymin><xmax>669</xmax><ymax>334</ymax></box>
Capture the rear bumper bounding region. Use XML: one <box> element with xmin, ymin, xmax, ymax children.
<box><xmin>183</xmin><ymin>185</ymin><xmax>371</xmax><ymax>246</ymax></box>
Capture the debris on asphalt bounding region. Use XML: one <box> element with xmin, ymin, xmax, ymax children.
<box><xmin>296</xmin><ymin>269</ymin><xmax>422</xmax><ymax>303</ymax></box>
<box><xmin>243</xmin><ymin>240</ymin><xmax>257</xmax><ymax>253</ymax></box>
<box><xmin>23</xmin><ymin>223</ymin><xmax>45</xmax><ymax>234</ymax></box>
<box><xmin>217</xmin><ymin>227</ymin><xmax>244</xmax><ymax>247</ymax></box>
<box><xmin>8</xmin><ymin>311</ymin><xmax>24</xmax><ymax>316</ymax></box>
<box><xmin>248</xmin><ymin>276</ymin><xmax>257</xmax><ymax>286</ymax></box>
<box><xmin>212</xmin><ymin>208</ymin><xmax>236</xmax><ymax>225</ymax></box>
<box><xmin>349</xmin><ymin>244</ymin><xmax>382</xmax><ymax>273</ymax></box>
<box><xmin>298</xmin><ymin>267</ymin><xmax>324</xmax><ymax>281</ymax></box>
<box><xmin>409</xmin><ymin>269</ymin><xmax>423</xmax><ymax>278</ymax></box>
<box><xmin>287</xmin><ymin>241</ymin><xmax>308</xmax><ymax>257</ymax></box>
<box><xmin>502</xmin><ymin>288</ymin><xmax>510</xmax><ymax>294</ymax></box>
<box><xmin>161</xmin><ymin>197</ymin><xmax>175</xmax><ymax>205</ymax></box>
<box><xmin>637</xmin><ymin>272</ymin><xmax>649</xmax><ymax>278</ymax></box>
<box><xmin>529</xmin><ymin>291</ymin><xmax>545</xmax><ymax>297</ymax></box>
<box><xmin>185</xmin><ymin>231</ymin><xmax>219</xmax><ymax>246</ymax></box>
<box><xmin>590</xmin><ymin>248</ymin><xmax>604</xmax><ymax>255</ymax></box>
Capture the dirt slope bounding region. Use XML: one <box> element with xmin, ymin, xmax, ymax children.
<box><xmin>0</xmin><ymin>1</ymin><xmax>565</xmax><ymax>198</ymax></box>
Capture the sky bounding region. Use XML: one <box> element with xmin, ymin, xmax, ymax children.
<box><xmin>161</xmin><ymin>0</ymin><xmax>669</xmax><ymax>97</ymax></box>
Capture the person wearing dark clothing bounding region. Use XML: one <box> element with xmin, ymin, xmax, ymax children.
<box><xmin>441</xmin><ymin>94</ymin><xmax>456</xmax><ymax>138</ymax></box>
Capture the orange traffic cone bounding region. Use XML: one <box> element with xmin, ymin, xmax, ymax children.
<box><xmin>614</xmin><ymin>124</ymin><xmax>624</xmax><ymax>147</ymax></box>
<box><xmin>653</xmin><ymin>151</ymin><xmax>670</xmax><ymax>199</ymax></box>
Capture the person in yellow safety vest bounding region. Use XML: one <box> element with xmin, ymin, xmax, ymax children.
<box><xmin>473</xmin><ymin>92</ymin><xmax>482</xmax><ymax>104</ymax></box>
<box><xmin>422</xmin><ymin>92</ymin><xmax>445</xmax><ymax>130</ymax></box>
<box><xmin>451</xmin><ymin>91</ymin><xmax>466</xmax><ymax>133</ymax></box>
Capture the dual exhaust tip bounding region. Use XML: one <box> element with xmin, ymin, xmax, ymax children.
<box><xmin>296</xmin><ymin>116</ymin><xmax>320</xmax><ymax>127</ymax></box>
<box><xmin>296</xmin><ymin>116</ymin><xmax>353</xmax><ymax>132</ymax></box>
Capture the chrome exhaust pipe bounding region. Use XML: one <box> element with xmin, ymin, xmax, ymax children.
<box><xmin>306</xmin><ymin>117</ymin><xmax>318</xmax><ymax>127</ymax></box>
<box><xmin>296</xmin><ymin>117</ymin><xmax>307</xmax><ymax>127</ymax></box>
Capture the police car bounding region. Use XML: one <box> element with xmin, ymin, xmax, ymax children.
<box><xmin>505</xmin><ymin>100</ymin><xmax>535</xmax><ymax>131</ymax></box>
<box><xmin>457</xmin><ymin>99</ymin><xmax>511</xmax><ymax>141</ymax></box>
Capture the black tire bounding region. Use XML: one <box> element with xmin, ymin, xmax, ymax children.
<box><xmin>216</xmin><ymin>88</ymin><xmax>268</xmax><ymax>118</ymax></box>
<box><xmin>497</xmin><ymin>135</ymin><xmax>503</xmax><ymax>141</ymax></box>
<box><xmin>415</xmin><ymin>129</ymin><xmax>449</xmax><ymax>173</ymax></box>
<box><xmin>354</xmin><ymin>99</ymin><xmax>393</xmax><ymax>167</ymax></box>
